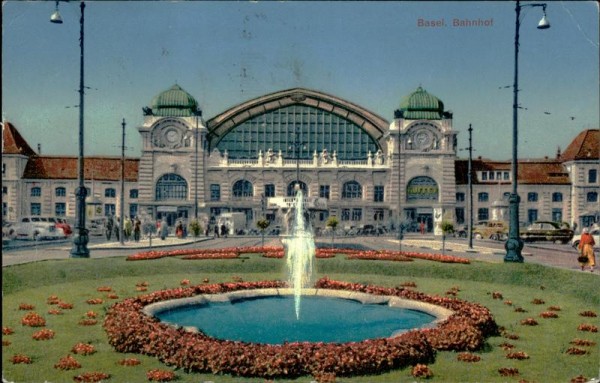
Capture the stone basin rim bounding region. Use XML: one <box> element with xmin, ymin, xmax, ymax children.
<box><xmin>143</xmin><ymin>288</ymin><xmax>454</xmax><ymax>337</ymax></box>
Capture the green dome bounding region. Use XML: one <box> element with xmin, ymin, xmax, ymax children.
<box><xmin>150</xmin><ymin>84</ymin><xmax>199</xmax><ymax>117</ymax></box>
<box><xmin>398</xmin><ymin>86</ymin><xmax>445</xmax><ymax>120</ymax></box>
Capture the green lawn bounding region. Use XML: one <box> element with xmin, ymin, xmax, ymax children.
<box><xmin>2</xmin><ymin>255</ymin><xmax>599</xmax><ymax>382</ymax></box>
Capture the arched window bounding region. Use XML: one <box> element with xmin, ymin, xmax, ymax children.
<box><xmin>232</xmin><ymin>180</ymin><xmax>253</xmax><ymax>198</ymax></box>
<box><xmin>552</xmin><ymin>192</ymin><xmax>563</xmax><ymax>202</ymax></box>
<box><xmin>105</xmin><ymin>188</ymin><xmax>116</xmax><ymax>198</ymax></box>
<box><xmin>31</xmin><ymin>187</ymin><xmax>41</xmax><ymax>197</ymax></box>
<box><xmin>287</xmin><ymin>181</ymin><xmax>307</xmax><ymax>196</ymax></box>
<box><xmin>156</xmin><ymin>173</ymin><xmax>188</xmax><ymax>201</ymax></box>
<box><xmin>342</xmin><ymin>181</ymin><xmax>362</xmax><ymax>199</ymax></box>
<box><xmin>55</xmin><ymin>187</ymin><xmax>66</xmax><ymax>197</ymax></box>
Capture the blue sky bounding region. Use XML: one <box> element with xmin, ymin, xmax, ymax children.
<box><xmin>2</xmin><ymin>1</ymin><xmax>599</xmax><ymax>160</ymax></box>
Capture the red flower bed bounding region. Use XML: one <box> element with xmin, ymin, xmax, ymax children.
<box><xmin>548</xmin><ymin>305</ymin><xmax>561</xmax><ymax>311</ymax></box>
<box><xmin>514</xmin><ymin>307</ymin><xmax>527</xmax><ymax>313</ymax></box>
<box><xmin>10</xmin><ymin>354</ymin><xmax>32</xmax><ymax>364</ymax></box>
<box><xmin>106</xmin><ymin>293</ymin><xmax>119</xmax><ymax>300</ymax></box>
<box><xmin>32</xmin><ymin>328</ymin><xmax>55</xmax><ymax>340</ymax></box>
<box><xmin>565</xmin><ymin>347</ymin><xmax>588</xmax><ymax>355</ymax></box>
<box><xmin>506</xmin><ymin>351</ymin><xmax>529</xmax><ymax>360</ymax></box>
<box><xmin>577</xmin><ymin>323</ymin><xmax>598</xmax><ymax>332</ymax></box>
<box><xmin>491</xmin><ymin>292</ymin><xmax>503</xmax><ymax>300</ymax></box>
<box><xmin>146</xmin><ymin>369</ymin><xmax>176</xmax><ymax>381</ymax></box>
<box><xmin>85</xmin><ymin>311</ymin><xmax>98</xmax><ymax>318</ymax></box>
<box><xmin>47</xmin><ymin>295</ymin><xmax>61</xmax><ymax>305</ymax></box>
<box><xmin>54</xmin><ymin>355</ymin><xmax>81</xmax><ymax>370</ymax></box>
<box><xmin>579</xmin><ymin>310</ymin><xmax>597</xmax><ymax>317</ymax></box>
<box><xmin>79</xmin><ymin>319</ymin><xmax>98</xmax><ymax>326</ymax></box>
<box><xmin>570</xmin><ymin>338</ymin><xmax>596</xmax><ymax>347</ymax></box>
<box><xmin>498</xmin><ymin>367</ymin><xmax>519</xmax><ymax>377</ymax></box>
<box><xmin>96</xmin><ymin>286</ymin><xmax>112</xmax><ymax>292</ymax></box>
<box><xmin>411</xmin><ymin>364</ymin><xmax>433</xmax><ymax>378</ymax></box>
<box><xmin>58</xmin><ymin>302</ymin><xmax>74</xmax><ymax>310</ymax></box>
<box><xmin>126</xmin><ymin>246</ymin><xmax>470</xmax><ymax>264</ymax></box>
<box><xmin>457</xmin><ymin>352</ymin><xmax>481</xmax><ymax>362</ymax></box>
<box><xmin>86</xmin><ymin>298</ymin><xmax>104</xmax><ymax>305</ymax></box>
<box><xmin>21</xmin><ymin>312</ymin><xmax>46</xmax><ymax>327</ymax></box>
<box><xmin>571</xmin><ymin>375</ymin><xmax>589</xmax><ymax>383</ymax></box>
<box><xmin>531</xmin><ymin>298</ymin><xmax>545</xmax><ymax>305</ymax></box>
<box><xmin>499</xmin><ymin>342</ymin><xmax>515</xmax><ymax>350</ymax></box>
<box><xmin>19</xmin><ymin>303</ymin><xmax>35</xmax><ymax>310</ymax></box>
<box><xmin>117</xmin><ymin>358</ymin><xmax>141</xmax><ymax>366</ymax></box>
<box><xmin>48</xmin><ymin>309</ymin><xmax>63</xmax><ymax>315</ymax></box>
<box><xmin>3</xmin><ymin>326</ymin><xmax>14</xmax><ymax>335</ymax></box>
<box><xmin>103</xmin><ymin>278</ymin><xmax>497</xmax><ymax>379</ymax></box>
<box><xmin>71</xmin><ymin>343</ymin><xmax>96</xmax><ymax>355</ymax></box>
<box><xmin>520</xmin><ymin>318</ymin><xmax>538</xmax><ymax>326</ymax></box>
<box><xmin>539</xmin><ymin>311</ymin><xmax>559</xmax><ymax>319</ymax></box>
<box><xmin>3</xmin><ymin>340</ymin><xmax>11</xmax><ymax>346</ymax></box>
<box><xmin>73</xmin><ymin>371</ymin><xmax>110</xmax><ymax>382</ymax></box>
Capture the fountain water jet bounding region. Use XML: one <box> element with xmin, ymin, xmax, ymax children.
<box><xmin>284</xmin><ymin>188</ymin><xmax>315</xmax><ymax>319</ymax></box>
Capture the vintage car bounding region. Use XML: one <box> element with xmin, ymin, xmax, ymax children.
<box><xmin>570</xmin><ymin>228</ymin><xmax>600</xmax><ymax>249</ymax></box>
<box><xmin>12</xmin><ymin>216</ymin><xmax>66</xmax><ymax>241</ymax></box>
<box><xmin>473</xmin><ymin>221</ymin><xmax>508</xmax><ymax>241</ymax></box>
<box><xmin>521</xmin><ymin>221</ymin><xmax>574</xmax><ymax>244</ymax></box>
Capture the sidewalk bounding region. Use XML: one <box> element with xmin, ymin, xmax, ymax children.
<box><xmin>67</xmin><ymin>236</ymin><xmax>213</xmax><ymax>251</ymax></box>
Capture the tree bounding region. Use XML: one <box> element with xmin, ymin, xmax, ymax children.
<box><xmin>256</xmin><ymin>218</ymin><xmax>270</xmax><ymax>248</ymax></box>
<box><xmin>188</xmin><ymin>219</ymin><xmax>202</xmax><ymax>238</ymax></box>
<box><xmin>326</xmin><ymin>216</ymin><xmax>339</xmax><ymax>249</ymax></box>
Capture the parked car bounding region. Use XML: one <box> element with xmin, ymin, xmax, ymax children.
<box><xmin>521</xmin><ymin>221</ymin><xmax>574</xmax><ymax>244</ymax></box>
<box><xmin>13</xmin><ymin>216</ymin><xmax>66</xmax><ymax>240</ymax></box>
<box><xmin>473</xmin><ymin>221</ymin><xmax>508</xmax><ymax>241</ymax></box>
<box><xmin>3</xmin><ymin>221</ymin><xmax>16</xmax><ymax>240</ymax></box>
<box><xmin>570</xmin><ymin>228</ymin><xmax>600</xmax><ymax>249</ymax></box>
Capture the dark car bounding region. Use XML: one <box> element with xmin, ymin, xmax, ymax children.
<box><xmin>521</xmin><ymin>221</ymin><xmax>574</xmax><ymax>244</ymax></box>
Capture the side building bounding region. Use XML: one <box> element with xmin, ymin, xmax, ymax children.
<box><xmin>2</xmin><ymin>85</ymin><xmax>598</xmax><ymax>234</ymax></box>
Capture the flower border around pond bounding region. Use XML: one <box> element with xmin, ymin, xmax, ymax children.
<box><xmin>103</xmin><ymin>277</ymin><xmax>497</xmax><ymax>379</ymax></box>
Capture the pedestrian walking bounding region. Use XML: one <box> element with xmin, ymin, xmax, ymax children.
<box><xmin>133</xmin><ymin>217</ymin><xmax>141</xmax><ymax>242</ymax></box>
<box><xmin>105</xmin><ymin>215</ymin><xmax>114</xmax><ymax>241</ymax></box>
<box><xmin>175</xmin><ymin>221</ymin><xmax>184</xmax><ymax>238</ymax></box>
<box><xmin>160</xmin><ymin>217</ymin><xmax>169</xmax><ymax>240</ymax></box>
<box><xmin>221</xmin><ymin>223</ymin><xmax>228</xmax><ymax>238</ymax></box>
<box><xmin>419</xmin><ymin>221</ymin><xmax>425</xmax><ymax>235</ymax></box>
<box><xmin>114</xmin><ymin>217</ymin><xmax>120</xmax><ymax>241</ymax></box>
<box><xmin>214</xmin><ymin>224</ymin><xmax>220</xmax><ymax>238</ymax></box>
<box><xmin>578</xmin><ymin>228</ymin><xmax>596</xmax><ymax>272</ymax></box>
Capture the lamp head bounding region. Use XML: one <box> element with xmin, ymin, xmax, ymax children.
<box><xmin>50</xmin><ymin>10</ymin><xmax>63</xmax><ymax>24</ymax></box>
<box><xmin>537</xmin><ymin>8</ymin><xmax>550</xmax><ymax>29</ymax></box>
<box><xmin>50</xmin><ymin>1</ymin><xmax>63</xmax><ymax>24</ymax></box>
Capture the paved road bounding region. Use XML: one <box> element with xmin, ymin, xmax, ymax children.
<box><xmin>2</xmin><ymin>234</ymin><xmax>594</xmax><ymax>275</ymax></box>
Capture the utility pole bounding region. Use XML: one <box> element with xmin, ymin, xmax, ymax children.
<box><xmin>119</xmin><ymin>118</ymin><xmax>126</xmax><ymax>245</ymax></box>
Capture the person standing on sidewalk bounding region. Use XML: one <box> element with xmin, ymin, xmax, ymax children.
<box><xmin>105</xmin><ymin>215</ymin><xmax>114</xmax><ymax>241</ymax></box>
<box><xmin>133</xmin><ymin>217</ymin><xmax>141</xmax><ymax>242</ymax></box>
<box><xmin>578</xmin><ymin>228</ymin><xmax>596</xmax><ymax>272</ymax></box>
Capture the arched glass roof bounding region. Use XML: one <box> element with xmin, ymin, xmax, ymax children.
<box><xmin>215</xmin><ymin>104</ymin><xmax>379</xmax><ymax>160</ymax></box>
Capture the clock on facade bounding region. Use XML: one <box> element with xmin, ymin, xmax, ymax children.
<box><xmin>410</xmin><ymin>122</ymin><xmax>440</xmax><ymax>150</ymax></box>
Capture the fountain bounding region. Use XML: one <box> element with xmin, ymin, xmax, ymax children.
<box><xmin>283</xmin><ymin>188</ymin><xmax>315</xmax><ymax>319</ymax></box>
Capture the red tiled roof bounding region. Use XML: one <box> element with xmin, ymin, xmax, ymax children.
<box><xmin>2</xmin><ymin>121</ymin><xmax>37</xmax><ymax>156</ymax></box>
<box><xmin>23</xmin><ymin>156</ymin><xmax>139</xmax><ymax>182</ymax></box>
<box><xmin>455</xmin><ymin>159</ymin><xmax>569</xmax><ymax>185</ymax></box>
<box><xmin>561</xmin><ymin>129</ymin><xmax>599</xmax><ymax>161</ymax></box>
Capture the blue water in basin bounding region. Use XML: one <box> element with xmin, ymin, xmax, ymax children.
<box><xmin>156</xmin><ymin>295</ymin><xmax>436</xmax><ymax>344</ymax></box>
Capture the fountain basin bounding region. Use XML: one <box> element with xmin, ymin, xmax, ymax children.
<box><xmin>147</xmin><ymin>289</ymin><xmax>452</xmax><ymax>344</ymax></box>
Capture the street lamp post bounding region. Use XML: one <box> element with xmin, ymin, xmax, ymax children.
<box><xmin>467</xmin><ymin>124</ymin><xmax>474</xmax><ymax>249</ymax></box>
<box><xmin>52</xmin><ymin>0</ymin><xmax>90</xmax><ymax>258</ymax></box>
<box><xmin>505</xmin><ymin>0</ymin><xmax>550</xmax><ymax>262</ymax></box>
<box><xmin>397</xmin><ymin>131</ymin><xmax>403</xmax><ymax>251</ymax></box>
<box><xmin>119</xmin><ymin>119</ymin><xmax>126</xmax><ymax>246</ymax></box>
<box><xmin>194</xmin><ymin>109</ymin><xmax>202</xmax><ymax>220</ymax></box>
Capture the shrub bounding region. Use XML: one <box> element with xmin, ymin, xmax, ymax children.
<box><xmin>3</xmin><ymin>327</ymin><xmax>14</xmax><ymax>335</ymax></box>
<box><xmin>146</xmin><ymin>369</ymin><xmax>176</xmax><ymax>381</ymax></box>
<box><xmin>10</xmin><ymin>354</ymin><xmax>32</xmax><ymax>364</ymax></box>
<box><xmin>412</xmin><ymin>363</ymin><xmax>434</xmax><ymax>378</ymax></box>
<box><xmin>54</xmin><ymin>355</ymin><xmax>81</xmax><ymax>370</ymax></box>
<box><xmin>117</xmin><ymin>358</ymin><xmax>141</xmax><ymax>366</ymax></box>
<box><xmin>32</xmin><ymin>329</ymin><xmax>55</xmax><ymax>340</ymax></box>
<box><xmin>71</xmin><ymin>343</ymin><xmax>96</xmax><ymax>355</ymax></box>
<box><xmin>457</xmin><ymin>352</ymin><xmax>481</xmax><ymax>362</ymax></box>
<box><xmin>73</xmin><ymin>371</ymin><xmax>110</xmax><ymax>382</ymax></box>
<box><xmin>520</xmin><ymin>318</ymin><xmax>538</xmax><ymax>326</ymax></box>
<box><xmin>21</xmin><ymin>312</ymin><xmax>46</xmax><ymax>327</ymax></box>
<box><xmin>18</xmin><ymin>303</ymin><xmax>35</xmax><ymax>310</ymax></box>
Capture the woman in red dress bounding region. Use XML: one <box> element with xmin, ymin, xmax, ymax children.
<box><xmin>578</xmin><ymin>228</ymin><xmax>596</xmax><ymax>272</ymax></box>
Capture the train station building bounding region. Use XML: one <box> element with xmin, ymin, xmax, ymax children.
<box><xmin>2</xmin><ymin>85</ymin><xmax>598</xmax><ymax>233</ymax></box>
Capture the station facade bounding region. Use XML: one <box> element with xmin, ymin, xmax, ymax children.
<box><xmin>2</xmin><ymin>85</ymin><xmax>598</xmax><ymax>233</ymax></box>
